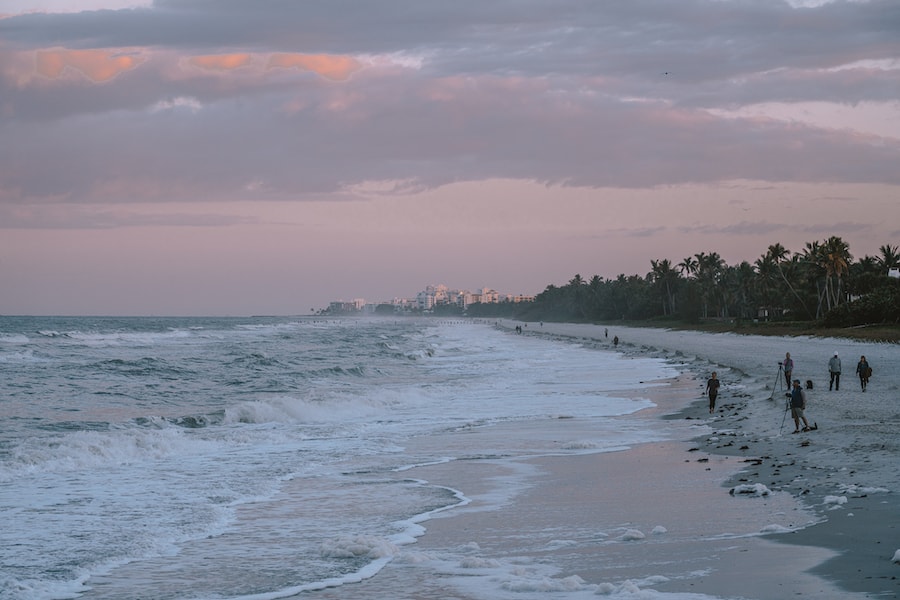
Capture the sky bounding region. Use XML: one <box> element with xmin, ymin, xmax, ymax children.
<box><xmin>1</xmin><ymin>0</ymin><xmax>899</xmax><ymax>316</ymax></box>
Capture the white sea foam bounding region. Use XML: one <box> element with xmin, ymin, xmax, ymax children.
<box><xmin>320</xmin><ymin>535</ymin><xmax>400</xmax><ymax>559</ymax></box>
<box><xmin>0</xmin><ymin>332</ymin><xmax>31</xmax><ymax>344</ymax></box>
<box><xmin>729</xmin><ymin>483</ymin><xmax>771</xmax><ymax>497</ymax></box>
<box><xmin>620</xmin><ymin>529</ymin><xmax>647</xmax><ymax>541</ymax></box>
<box><xmin>824</xmin><ymin>495</ymin><xmax>849</xmax><ymax>507</ymax></box>
<box><xmin>0</xmin><ymin>427</ymin><xmax>213</xmax><ymax>481</ymax></box>
<box><xmin>0</xmin><ymin>349</ymin><xmax>44</xmax><ymax>363</ymax></box>
<box><xmin>0</xmin><ymin>317</ymin><xmax>700</xmax><ymax>600</ymax></box>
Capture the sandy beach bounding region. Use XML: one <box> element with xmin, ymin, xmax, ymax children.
<box><xmin>505</xmin><ymin>321</ymin><xmax>900</xmax><ymax>598</ymax></box>
<box><xmin>322</xmin><ymin>321</ymin><xmax>899</xmax><ymax>600</ymax></box>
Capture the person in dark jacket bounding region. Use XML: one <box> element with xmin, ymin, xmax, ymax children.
<box><xmin>706</xmin><ymin>372</ymin><xmax>720</xmax><ymax>414</ymax></box>
<box><xmin>856</xmin><ymin>355</ymin><xmax>871</xmax><ymax>392</ymax></box>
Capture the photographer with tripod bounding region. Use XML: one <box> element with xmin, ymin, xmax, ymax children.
<box><xmin>788</xmin><ymin>379</ymin><xmax>816</xmax><ymax>434</ymax></box>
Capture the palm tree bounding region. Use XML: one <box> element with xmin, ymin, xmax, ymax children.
<box><xmin>649</xmin><ymin>259</ymin><xmax>679</xmax><ymax>316</ymax></box>
<box><xmin>876</xmin><ymin>244</ymin><xmax>900</xmax><ymax>272</ymax></box>
<box><xmin>678</xmin><ymin>256</ymin><xmax>698</xmax><ymax>278</ymax></box>
<box><xmin>717</xmin><ymin>265</ymin><xmax>737</xmax><ymax>319</ymax></box>
<box><xmin>848</xmin><ymin>255</ymin><xmax>882</xmax><ymax>296</ymax></box>
<box><xmin>855</xmin><ymin>255</ymin><xmax>879</xmax><ymax>274</ymax></box>
<box><xmin>768</xmin><ymin>243</ymin><xmax>814</xmax><ymax>320</ymax></box>
<box><xmin>565</xmin><ymin>274</ymin><xmax>587</xmax><ymax>319</ymax></box>
<box><xmin>821</xmin><ymin>236</ymin><xmax>852</xmax><ymax>311</ymax></box>
<box><xmin>694</xmin><ymin>251</ymin><xmax>725</xmax><ymax>318</ymax></box>
<box><xmin>800</xmin><ymin>240</ymin><xmax>828</xmax><ymax>318</ymax></box>
<box><xmin>766</xmin><ymin>243</ymin><xmax>788</xmax><ymax>262</ymax></box>
<box><xmin>753</xmin><ymin>254</ymin><xmax>780</xmax><ymax>320</ymax></box>
<box><xmin>729</xmin><ymin>261</ymin><xmax>757</xmax><ymax>320</ymax></box>
<box><xmin>586</xmin><ymin>275</ymin><xmax>606</xmax><ymax>319</ymax></box>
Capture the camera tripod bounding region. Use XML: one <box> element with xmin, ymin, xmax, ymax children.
<box><xmin>772</xmin><ymin>362</ymin><xmax>794</xmax><ymax>434</ymax></box>
<box><xmin>768</xmin><ymin>362</ymin><xmax>786</xmax><ymax>400</ymax></box>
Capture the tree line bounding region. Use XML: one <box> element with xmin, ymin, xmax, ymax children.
<box><xmin>467</xmin><ymin>237</ymin><xmax>900</xmax><ymax>327</ymax></box>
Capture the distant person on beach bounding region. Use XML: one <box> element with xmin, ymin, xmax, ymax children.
<box><xmin>782</xmin><ymin>352</ymin><xmax>793</xmax><ymax>388</ymax></box>
<box><xmin>604</xmin><ymin>328</ymin><xmax>608</xmax><ymax>338</ymax></box>
<box><xmin>613</xmin><ymin>335</ymin><xmax>619</xmax><ymax>347</ymax></box>
<box><xmin>856</xmin><ymin>355</ymin><xmax>871</xmax><ymax>391</ymax></box>
<box><xmin>828</xmin><ymin>352</ymin><xmax>841</xmax><ymax>391</ymax></box>
<box><xmin>789</xmin><ymin>379</ymin><xmax>813</xmax><ymax>433</ymax></box>
<box><xmin>706</xmin><ymin>372</ymin><xmax>720</xmax><ymax>414</ymax></box>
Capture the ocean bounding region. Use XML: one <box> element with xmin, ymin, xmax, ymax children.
<box><xmin>1</xmin><ymin>316</ymin><xmax>713</xmax><ymax>600</ymax></box>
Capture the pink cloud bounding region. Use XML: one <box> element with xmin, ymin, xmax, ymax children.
<box><xmin>35</xmin><ymin>48</ymin><xmax>143</xmax><ymax>82</ymax></box>
<box><xmin>188</xmin><ymin>53</ymin><xmax>253</xmax><ymax>71</ymax></box>
<box><xmin>266</xmin><ymin>53</ymin><xmax>362</xmax><ymax>81</ymax></box>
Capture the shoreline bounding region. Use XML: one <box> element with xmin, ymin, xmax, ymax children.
<box><xmin>506</xmin><ymin>320</ymin><xmax>900</xmax><ymax>598</ymax></box>
<box><xmin>405</xmin><ymin>376</ymin><xmax>849</xmax><ymax>599</ymax></box>
<box><xmin>316</xmin><ymin>320</ymin><xmax>899</xmax><ymax>599</ymax></box>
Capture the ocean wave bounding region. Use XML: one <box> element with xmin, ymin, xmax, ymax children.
<box><xmin>37</xmin><ymin>330</ymin><xmax>70</xmax><ymax>338</ymax></box>
<box><xmin>222</xmin><ymin>394</ymin><xmax>391</xmax><ymax>425</ymax></box>
<box><xmin>0</xmin><ymin>427</ymin><xmax>217</xmax><ymax>482</ymax></box>
<box><xmin>227</xmin><ymin>352</ymin><xmax>285</xmax><ymax>369</ymax></box>
<box><xmin>291</xmin><ymin>365</ymin><xmax>369</xmax><ymax>380</ymax></box>
<box><xmin>94</xmin><ymin>356</ymin><xmax>197</xmax><ymax>378</ymax></box>
<box><xmin>405</xmin><ymin>348</ymin><xmax>435</xmax><ymax>360</ymax></box>
<box><xmin>36</xmin><ymin>327</ymin><xmax>195</xmax><ymax>347</ymax></box>
<box><xmin>0</xmin><ymin>349</ymin><xmax>46</xmax><ymax>363</ymax></box>
<box><xmin>0</xmin><ymin>332</ymin><xmax>31</xmax><ymax>344</ymax></box>
<box><xmin>133</xmin><ymin>413</ymin><xmax>225</xmax><ymax>429</ymax></box>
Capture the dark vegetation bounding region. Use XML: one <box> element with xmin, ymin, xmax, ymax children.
<box><xmin>466</xmin><ymin>238</ymin><xmax>900</xmax><ymax>342</ymax></box>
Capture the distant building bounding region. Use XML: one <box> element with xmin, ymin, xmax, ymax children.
<box><xmin>327</xmin><ymin>299</ymin><xmax>366</xmax><ymax>314</ymax></box>
<box><xmin>889</xmin><ymin>268</ymin><xmax>900</xmax><ymax>279</ymax></box>
<box><xmin>417</xmin><ymin>284</ymin><xmax>451</xmax><ymax>311</ymax></box>
<box><xmin>326</xmin><ymin>283</ymin><xmax>533</xmax><ymax>315</ymax></box>
<box><xmin>392</xmin><ymin>297</ymin><xmax>417</xmax><ymax>312</ymax></box>
<box><xmin>476</xmin><ymin>287</ymin><xmax>500</xmax><ymax>304</ymax></box>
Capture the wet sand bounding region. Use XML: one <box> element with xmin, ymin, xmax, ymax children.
<box><xmin>319</xmin><ymin>321</ymin><xmax>899</xmax><ymax>599</ymax></box>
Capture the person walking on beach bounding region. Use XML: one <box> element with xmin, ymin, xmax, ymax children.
<box><xmin>856</xmin><ymin>355</ymin><xmax>871</xmax><ymax>392</ymax></box>
<box><xmin>789</xmin><ymin>379</ymin><xmax>813</xmax><ymax>433</ymax></box>
<box><xmin>782</xmin><ymin>352</ymin><xmax>794</xmax><ymax>389</ymax></box>
<box><xmin>706</xmin><ymin>372</ymin><xmax>720</xmax><ymax>414</ymax></box>
<box><xmin>828</xmin><ymin>352</ymin><xmax>841</xmax><ymax>391</ymax></box>
<box><xmin>613</xmin><ymin>335</ymin><xmax>619</xmax><ymax>347</ymax></box>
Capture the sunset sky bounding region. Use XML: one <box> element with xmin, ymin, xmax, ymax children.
<box><xmin>1</xmin><ymin>1</ymin><xmax>899</xmax><ymax>316</ymax></box>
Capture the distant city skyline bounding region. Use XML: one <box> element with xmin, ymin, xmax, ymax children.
<box><xmin>326</xmin><ymin>283</ymin><xmax>534</xmax><ymax>314</ymax></box>
<box><xmin>2</xmin><ymin>1</ymin><xmax>898</xmax><ymax>316</ymax></box>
